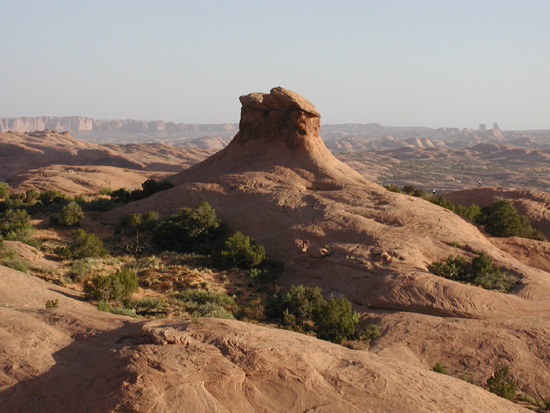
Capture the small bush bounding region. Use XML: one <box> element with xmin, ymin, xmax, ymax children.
<box><xmin>133</xmin><ymin>297</ymin><xmax>167</xmax><ymax>316</ymax></box>
<box><xmin>61</xmin><ymin>201</ymin><xmax>85</xmax><ymax>226</ymax></box>
<box><xmin>266</xmin><ymin>285</ymin><xmax>359</xmax><ymax>344</ymax></box>
<box><xmin>240</xmin><ymin>297</ymin><xmax>265</xmax><ymax>321</ymax></box>
<box><xmin>52</xmin><ymin>201</ymin><xmax>84</xmax><ymax>226</ymax></box>
<box><xmin>70</xmin><ymin>258</ymin><xmax>97</xmax><ymax>282</ymax></box>
<box><xmin>62</xmin><ymin>229</ymin><xmax>108</xmax><ymax>259</ymax></box>
<box><xmin>356</xmin><ymin>323</ymin><xmax>382</xmax><ymax>341</ymax></box>
<box><xmin>120</xmin><ymin>213</ymin><xmax>142</xmax><ymax>228</ymax></box>
<box><xmin>0</xmin><ymin>208</ymin><xmax>36</xmax><ymax>245</ymax></box>
<box><xmin>433</xmin><ymin>362</ymin><xmax>449</xmax><ymax>375</ymax></box>
<box><xmin>84</xmin><ymin>268</ymin><xmax>138</xmax><ymax>302</ymax></box>
<box><xmin>266</xmin><ymin>285</ymin><xmax>325</xmax><ymax>328</ymax></box>
<box><xmin>108</xmin><ymin>306</ymin><xmax>138</xmax><ymax>318</ymax></box>
<box><xmin>110</xmin><ymin>179</ymin><xmax>174</xmax><ymax>204</ymax></box>
<box><xmin>487</xmin><ymin>366</ymin><xmax>517</xmax><ymax>400</ymax></box>
<box><xmin>314</xmin><ymin>297</ymin><xmax>358</xmax><ymax>344</ymax></box>
<box><xmin>459</xmin><ymin>373</ymin><xmax>474</xmax><ymax>383</ymax></box>
<box><xmin>384</xmin><ymin>184</ymin><xmax>401</xmax><ymax>193</ymax></box>
<box><xmin>143</xmin><ymin>211</ymin><xmax>160</xmax><ymax>224</ymax></box>
<box><xmin>80</xmin><ymin>198</ymin><xmax>118</xmax><ymax>212</ymax></box>
<box><xmin>1</xmin><ymin>249</ymin><xmax>30</xmax><ymax>272</ymax></box>
<box><xmin>39</xmin><ymin>190</ymin><xmax>67</xmax><ymax>206</ymax></box>
<box><xmin>140</xmin><ymin>179</ymin><xmax>174</xmax><ymax>199</ymax></box>
<box><xmin>481</xmin><ymin>200</ymin><xmax>545</xmax><ymax>240</ymax></box>
<box><xmin>248</xmin><ymin>259</ymin><xmax>283</xmax><ymax>284</ymax></box>
<box><xmin>213</xmin><ymin>231</ymin><xmax>266</xmax><ymax>270</ymax></box>
<box><xmin>24</xmin><ymin>189</ymin><xmax>40</xmax><ymax>204</ymax></box>
<box><xmin>45</xmin><ymin>299</ymin><xmax>59</xmax><ymax>308</ymax></box>
<box><xmin>430</xmin><ymin>254</ymin><xmax>518</xmax><ymax>292</ymax></box>
<box><xmin>151</xmin><ymin>201</ymin><xmax>224</xmax><ymax>253</ymax></box>
<box><xmin>175</xmin><ymin>288</ymin><xmax>237</xmax><ymax>319</ymax></box>
<box><xmin>0</xmin><ymin>182</ymin><xmax>10</xmax><ymax>200</ymax></box>
<box><xmin>110</xmin><ymin>188</ymin><xmax>133</xmax><ymax>203</ymax></box>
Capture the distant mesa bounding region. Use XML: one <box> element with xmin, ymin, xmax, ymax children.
<box><xmin>0</xmin><ymin>116</ymin><xmax>239</xmax><ymax>145</ymax></box>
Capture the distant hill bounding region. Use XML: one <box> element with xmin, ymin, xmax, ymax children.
<box><xmin>3</xmin><ymin>116</ymin><xmax>550</xmax><ymax>149</ymax></box>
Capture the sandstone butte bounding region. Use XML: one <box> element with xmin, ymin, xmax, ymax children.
<box><xmin>2</xmin><ymin>87</ymin><xmax>549</xmax><ymax>412</ymax></box>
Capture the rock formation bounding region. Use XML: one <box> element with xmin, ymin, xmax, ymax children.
<box><xmin>3</xmin><ymin>87</ymin><xmax>550</xmax><ymax>410</ymax></box>
<box><xmin>0</xmin><ymin>265</ymin><xmax>526</xmax><ymax>412</ymax></box>
<box><xmin>106</xmin><ymin>87</ymin><xmax>550</xmax><ymax>395</ymax></box>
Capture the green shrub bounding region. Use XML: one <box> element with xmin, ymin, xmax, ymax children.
<box><xmin>53</xmin><ymin>201</ymin><xmax>84</xmax><ymax>226</ymax></box>
<box><xmin>2</xmin><ymin>257</ymin><xmax>30</xmax><ymax>272</ymax></box>
<box><xmin>1</xmin><ymin>249</ymin><xmax>30</xmax><ymax>272</ymax></box>
<box><xmin>432</xmin><ymin>196</ymin><xmax>544</xmax><ymax>240</ymax></box>
<box><xmin>152</xmin><ymin>201</ymin><xmax>224</xmax><ymax>253</ymax></box>
<box><xmin>280</xmin><ymin>309</ymin><xmax>303</xmax><ymax>332</ymax></box>
<box><xmin>213</xmin><ymin>231</ymin><xmax>266</xmax><ymax>269</ymax></box>
<box><xmin>110</xmin><ymin>188</ymin><xmax>133</xmax><ymax>203</ymax></box>
<box><xmin>459</xmin><ymin>373</ymin><xmax>474</xmax><ymax>383</ymax></box>
<box><xmin>481</xmin><ymin>200</ymin><xmax>545</xmax><ymax>240</ymax></box>
<box><xmin>39</xmin><ymin>190</ymin><xmax>67</xmax><ymax>206</ymax></box>
<box><xmin>487</xmin><ymin>366</ymin><xmax>517</xmax><ymax>400</ymax></box>
<box><xmin>240</xmin><ymin>297</ymin><xmax>265</xmax><ymax>321</ymax></box>
<box><xmin>388</xmin><ymin>184</ymin><xmax>427</xmax><ymax>197</ymax></box>
<box><xmin>140</xmin><ymin>179</ymin><xmax>174</xmax><ymax>199</ymax></box>
<box><xmin>0</xmin><ymin>208</ymin><xmax>36</xmax><ymax>244</ymax></box>
<box><xmin>433</xmin><ymin>362</ymin><xmax>449</xmax><ymax>375</ymax></box>
<box><xmin>84</xmin><ymin>268</ymin><xmax>138</xmax><ymax>302</ymax></box>
<box><xmin>63</xmin><ymin>229</ymin><xmax>108</xmax><ymax>259</ymax></box>
<box><xmin>80</xmin><ymin>198</ymin><xmax>118</xmax><ymax>212</ymax></box>
<box><xmin>268</xmin><ymin>284</ymin><xmax>325</xmax><ymax>328</ymax></box>
<box><xmin>99</xmin><ymin>187</ymin><xmax>112</xmax><ymax>195</ymax></box>
<box><xmin>143</xmin><ymin>211</ymin><xmax>160</xmax><ymax>224</ymax></box>
<box><xmin>266</xmin><ymin>285</ymin><xmax>359</xmax><ymax>344</ymax></box>
<box><xmin>430</xmin><ymin>255</ymin><xmax>470</xmax><ymax>281</ymax></box>
<box><xmin>97</xmin><ymin>300</ymin><xmax>110</xmax><ymax>311</ymax></box>
<box><xmin>132</xmin><ymin>297</ymin><xmax>167</xmax><ymax>316</ymax></box>
<box><xmin>110</xmin><ymin>179</ymin><xmax>174</xmax><ymax>204</ymax></box>
<box><xmin>430</xmin><ymin>254</ymin><xmax>518</xmax><ymax>292</ymax></box>
<box><xmin>24</xmin><ymin>189</ymin><xmax>40</xmax><ymax>204</ymax></box>
<box><xmin>0</xmin><ymin>182</ymin><xmax>10</xmax><ymax>200</ymax></box>
<box><xmin>356</xmin><ymin>323</ymin><xmax>382</xmax><ymax>341</ymax></box>
<box><xmin>175</xmin><ymin>288</ymin><xmax>237</xmax><ymax>319</ymax></box>
<box><xmin>314</xmin><ymin>297</ymin><xmax>358</xmax><ymax>344</ymax></box>
<box><xmin>45</xmin><ymin>299</ymin><xmax>59</xmax><ymax>308</ymax></box>
<box><xmin>121</xmin><ymin>213</ymin><xmax>142</xmax><ymax>228</ymax></box>
<box><xmin>108</xmin><ymin>306</ymin><xmax>138</xmax><ymax>318</ymax></box>
<box><xmin>248</xmin><ymin>259</ymin><xmax>284</xmax><ymax>284</ymax></box>
<box><xmin>70</xmin><ymin>258</ymin><xmax>97</xmax><ymax>282</ymax></box>
<box><xmin>384</xmin><ymin>184</ymin><xmax>401</xmax><ymax>193</ymax></box>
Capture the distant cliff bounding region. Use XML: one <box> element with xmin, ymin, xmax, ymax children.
<box><xmin>0</xmin><ymin>116</ymin><xmax>238</xmax><ymax>138</ymax></box>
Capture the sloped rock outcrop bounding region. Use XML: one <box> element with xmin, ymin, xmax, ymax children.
<box><xmin>110</xmin><ymin>87</ymin><xmax>550</xmax><ymax>319</ymax></box>
<box><xmin>0</xmin><ymin>266</ymin><xmax>528</xmax><ymax>412</ymax></box>
<box><xmin>105</xmin><ymin>87</ymin><xmax>550</xmax><ymax>394</ymax></box>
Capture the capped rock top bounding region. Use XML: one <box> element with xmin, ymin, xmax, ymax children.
<box><xmin>239</xmin><ymin>87</ymin><xmax>320</xmax><ymax>117</ymax></box>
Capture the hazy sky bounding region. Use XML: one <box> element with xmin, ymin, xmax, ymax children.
<box><xmin>1</xmin><ymin>0</ymin><xmax>549</xmax><ymax>129</ymax></box>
